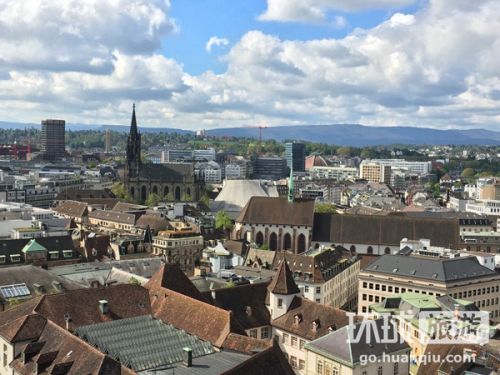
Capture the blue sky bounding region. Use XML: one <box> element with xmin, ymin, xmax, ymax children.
<box><xmin>0</xmin><ymin>0</ymin><xmax>498</xmax><ymax>130</ymax></box>
<box><xmin>164</xmin><ymin>0</ymin><xmax>422</xmax><ymax>75</ymax></box>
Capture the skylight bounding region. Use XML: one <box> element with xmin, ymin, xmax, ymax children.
<box><xmin>0</xmin><ymin>283</ymin><xmax>31</xmax><ymax>299</ymax></box>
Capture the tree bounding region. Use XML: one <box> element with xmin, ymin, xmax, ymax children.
<box><xmin>461</xmin><ymin>168</ymin><xmax>475</xmax><ymax>178</ymax></box>
<box><xmin>111</xmin><ymin>182</ymin><xmax>131</xmax><ymax>202</ymax></box>
<box><xmin>215</xmin><ymin>210</ymin><xmax>234</xmax><ymax>236</ymax></box>
<box><xmin>315</xmin><ymin>203</ymin><xmax>337</xmax><ymax>214</ymax></box>
<box><xmin>128</xmin><ymin>277</ymin><xmax>141</xmax><ymax>285</ymax></box>
<box><xmin>145</xmin><ymin>193</ymin><xmax>160</xmax><ymax>207</ymax></box>
<box><xmin>336</xmin><ymin>147</ymin><xmax>352</xmax><ymax>157</ymax></box>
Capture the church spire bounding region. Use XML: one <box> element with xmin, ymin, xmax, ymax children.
<box><xmin>130</xmin><ymin>103</ymin><xmax>138</xmax><ymax>136</ymax></box>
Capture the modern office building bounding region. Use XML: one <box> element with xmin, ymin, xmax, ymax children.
<box><xmin>359</xmin><ymin>162</ymin><xmax>391</xmax><ymax>184</ymax></box>
<box><xmin>252</xmin><ymin>157</ymin><xmax>287</xmax><ymax>180</ymax></box>
<box><xmin>362</xmin><ymin>159</ymin><xmax>432</xmax><ymax>175</ymax></box>
<box><xmin>40</xmin><ymin>119</ymin><xmax>66</xmax><ymax>161</ymax></box>
<box><xmin>285</xmin><ymin>142</ymin><xmax>305</xmax><ymax>172</ymax></box>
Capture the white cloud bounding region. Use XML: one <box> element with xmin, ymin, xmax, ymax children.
<box><xmin>1</xmin><ymin>0</ymin><xmax>500</xmax><ymax>131</ymax></box>
<box><xmin>206</xmin><ymin>36</ymin><xmax>230</xmax><ymax>52</ymax></box>
<box><xmin>0</xmin><ymin>0</ymin><xmax>176</xmax><ymax>73</ymax></box>
<box><xmin>259</xmin><ymin>0</ymin><xmax>417</xmax><ymax>23</ymax></box>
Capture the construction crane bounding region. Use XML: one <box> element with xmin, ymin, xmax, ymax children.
<box><xmin>249</xmin><ymin>125</ymin><xmax>268</xmax><ymax>144</ymax></box>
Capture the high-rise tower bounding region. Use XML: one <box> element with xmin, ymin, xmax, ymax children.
<box><xmin>40</xmin><ymin>119</ymin><xmax>65</xmax><ymax>161</ymax></box>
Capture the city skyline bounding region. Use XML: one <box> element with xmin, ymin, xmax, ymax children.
<box><xmin>0</xmin><ymin>0</ymin><xmax>500</xmax><ymax>131</ymax></box>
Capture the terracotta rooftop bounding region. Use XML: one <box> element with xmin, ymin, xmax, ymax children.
<box><xmin>222</xmin><ymin>333</ymin><xmax>272</xmax><ymax>355</ymax></box>
<box><xmin>11</xmin><ymin>318</ymin><xmax>132</xmax><ymax>375</ymax></box>
<box><xmin>149</xmin><ymin>286</ymin><xmax>246</xmax><ymax>347</ymax></box>
<box><xmin>272</xmin><ymin>297</ymin><xmax>354</xmax><ymax>341</ymax></box>
<box><xmin>221</xmin><ymin>341</ymin><xmax>294</xmax><ymax>375</ymax></box>
<box><xmin>53</xmin><ymin>200</ymin><xmax>88</xmax><ymax>218</ymax></box>
<box><xmin>268</xmin><ymin>257</ymin><xmax>300</xmax><ymax>295</ymax></box>
<box><xmin>145</xmin><ymin>263</ymin><xmax>207</xmax><ymax>302</ymax></box>
<box><xmin>204</xmin><ymin>282</ymin><xmax>271</xmax><ymax>330</ymax></box>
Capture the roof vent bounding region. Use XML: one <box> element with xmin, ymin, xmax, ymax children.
<box><xmin>98</xmin><ymin>300</ymin><xmax>109</xmax><ymax>314</ymax></box>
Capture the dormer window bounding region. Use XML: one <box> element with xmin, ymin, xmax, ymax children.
<box><xmin>294</xmin><ymin>314</ymin><xmax>302</xmax><ymax>324</ymax></box>
<box><xmin>328</xmin><ymin>324</ymin><xmax>336</xmax><ymax>332</ymax></box>
<box><xmin>245</xmin><ymin>306</ymin><xmax>252</xmax><ymax>316</ymax></box>
<box><xmin>312</xmin><ymin>320</ymin><xmax>320</xmax><ymax>332</ymax></box>
<box><xmin>277</xmin><ymin>298</ymin><xmax>283</xmax><ymax>308</ymax></box>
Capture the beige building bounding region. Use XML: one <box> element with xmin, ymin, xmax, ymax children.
<box><xmin>272</xmin><ymin>248</ymin><xmax>360</xmax><ymax>309</ymax></box>
<box><xmin>359</xmin><ymin>162</ymin><xmax>391</xmax><ymax>184</ymax></box>
<box><xmin>152</xmin><ymin>222</ymin><xmax>204</xmax><ymax>274</ymax></box>
<box><xmin>358</xmin><ymin>254</ymin><xmax>500</xmax><ymax>322</ymax></box>
<box><xmin>88</xmin><ymin>209</ymin><xmax>136</xmax><ymax>232</ymax></box>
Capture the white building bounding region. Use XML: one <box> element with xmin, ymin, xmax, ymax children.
<box><xmin>362</xmin><ymin>159</ymin><xmax>432</xmax><ymax>174</ymax></box>
<box><xmin>309</xmin><ymin>166</ymin><xmax>358</xmax><ymax>181</ymax></box>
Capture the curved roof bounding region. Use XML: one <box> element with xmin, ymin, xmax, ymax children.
<box><xmin>211</xmin><ymin>180</ymin><xmax>278</xmax><ymax>217</ymax></box>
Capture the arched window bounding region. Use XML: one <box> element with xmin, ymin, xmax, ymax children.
<box><xmin>367</xmin><ymin>246</ymin><xmax>374</xmax><ymax>254</ymax></box>
<box><xmin>152</xmin><ymin>185</ymin><xmax>158</xmax><ymax>195</ymax></box>
<box><xmin>269</xmin><ymin>232</ymin><xmax>278</xmax><ymax>251</ymax></box>
<box><xmin>255</xmin><ymin>232</ymin><xmax>264</xmax><ymax>247</ymax></box>
<box><xmin>384</xmin><ymin>247</ymin><xmax>391</xmax><ymax>254</ymax></box>
<box><xmin>350</xmin><ymin>245</ymin><xmax>356</xmax><ymax>253</ymax></box>
<box><xmin>283</xmin><ymin>233</ymin><xmax>292</xmax><ymax>250</ymax></box>
<box><xmin>175</xmin><ymin>186</ymin><xmax>181</xmax><ymax>201</ymax></box>
<box><xmin>164</xmin><ymin>186</ymin><xmax>169</xmax><ymax>197</ymax></box>
<box><xmin>130</xmin><ymin>187</ymin><xmax>135</xmax><ymax>198</ymax></box>
<box><xmin>297</xmin><ymin>234</ymin><xmax>306</xmax><ymax>253</ymax></box>
<box><xmin>141</xmin><ymin>186</ymin><xmax>147</xmax><ymax>202</ymax></box>
<box><xmin>186</xmin><ymin>187</ymin><xmax>191</xmax><ymax>197</ymax></box>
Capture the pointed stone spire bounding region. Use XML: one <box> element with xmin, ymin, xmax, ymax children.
<box><xmin>268</xmin><ymin>254</ymin><xmax>300</xmax><ymax>295</ymax></box>
<box><xmin>130</xmin><ymin>103</ymin><xmax>138</xmax><ymax>136</ymax></box>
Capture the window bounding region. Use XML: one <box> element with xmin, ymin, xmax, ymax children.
<box><xmin>299</xmin><ymin>359</ymin><xmax>305</xmax><ymax>370</ymax></box>
<box><xmin>282</xmin><ymin>333</ymin><xmax>289</xmax><ymax>344</ymax></box>
<box><xmin>0</xmin><ymin>256</ymin><xmax>5</xmax><ymax>264</ymax></box>
<box><xmin>316</xmin><ymin>286</ymin><xmax>321</xmax><ymax>294</ymax></box>
<box><xmin>395</xmin><ymin>287</ymin><xmax>400</xmax><ymax>293</ymax></box>
<box><xmin>304</xmin><ymin>286</ymin><xmax>309</xmax><ymax>293</ymax></box>
<box><xmin>63</xmin><ymin>250</ymin><xmax>73</xmax><ymax>258</ymax></box>
<box><xmin>249</xmin><ymin>329</ymin><xmax>257</xmax><ymax>338</ymax></box>
<box><xmin>278</xmin><ymin>298</ymin><xmax>283</xmax><ymax>307</ymax></box>
<box><xmin>49</xmin><ymin>251</ymin><xmax>59</xmax><ymax>260</ymax></box>
<box><xmin>316</xmin><ymin>360</ymin><xmax>323</xmax><ymax>374</ymax></box>
<box><xmin>299</xmin><ymin>339</ymin><xmax>305</xmax><ymax>350</ymax></box>
<box><xmin>10</xmin><ymin>254</ymin><xmax>20</xmax><ymax>263</ymax></box>
<box><xmin>261</xmin><ymin>326</ymin><xmax>270</xmax><ymax>339</ymax></box>
<box><xmin>382</xmin><ymin>285</ymin><xmax>386</xmax><ymax>292</ymax></box>
<box><xmin>333</xmin><ymin>368</ymin><xmax>339</xmax><ymax>375</ymax></box>
<box><xmin>3</xmin><ymin>344</ymin><xmax>7</xmax><ymax>367</ymax></box>
<box><xmin>362</xmin><ymin>294</ymin><xmax>367</xmax><ymax>301</ymax></box>
<box><xmin>290</xmin><ymin>356</ymin><xmax>297</xmax><ymax>369</ymax></box>
<box><xmin>291</xmin><ymin>336</ymin><xmax>298</xmax><ymax>347</ymax></box>
<box><xmin>378</xmin><ymin>366</ymin><xmax>383</xmax><ymax>375</ymax></box>
<box><xmin>388</xmin><ymin>286</ymin><xmax>393</xmax><ymax>292</ymax></box>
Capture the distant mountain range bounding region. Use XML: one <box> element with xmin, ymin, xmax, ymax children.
<box><xmin>1</xmin><ymin>120</ymin><xmax>499</xmax><ymax>146</ymax></box>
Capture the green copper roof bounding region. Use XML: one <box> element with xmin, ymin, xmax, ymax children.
<box><xmin>21</xmin><ymin>239</ymin><xmax>47</xmax><ymax>254</ymax></box>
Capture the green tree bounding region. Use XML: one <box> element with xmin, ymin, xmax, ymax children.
<box><xmin>461</xmin><ymin>168</ymin><xmax>475</xmax><ymax>178</ymax></box>
<box><xmin>145</xmin><ymin>193</ymin><xmax>160</xmax><ymax>207</ymax></box>
<box><xmin>314</xmin><ymin>203</ymin><xmax>337</xmax><ymax>214</ymax></box>
<box><xmin>336</xmin><ymin>147</ymin><xmax>352</xmax><ymax>157</ymax></box>
<box><xmin>128</xmin><ymin>277</ymin><xmax>141</xmax><ymax>285</ymax></box>
<box><xmin>111</xmin><ymin>182</ymin><xmax>131</xmax><ymax>202</ymax></box>
<box><xmin>215</xmin><ymin>210</ymin><xmax>234</xmax><ymax>236</ymax></box>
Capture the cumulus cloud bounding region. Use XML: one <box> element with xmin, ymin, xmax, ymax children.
<box><xmin>0</xmin><ymin>0</ymin><xmax>176</xmax><ymax>73</ymax></box>
<box><xmin>205</xmin><ymin>36</ymin><xmax>230</xmax><ymax>52</ymax></box>
<box><xmin>259</xmin><ymin>0</ymin><xmax>416</xmax><ymax>23</ymax></box>
<box><xmin>1</xmin><ymin>0</ymin><xmax>500</xmax><ymax>131</ymax></box>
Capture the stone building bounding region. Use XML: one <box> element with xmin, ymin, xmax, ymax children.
<box><xmin>233</xmin><ymin>197</ymin><xmax>315</xmax><ymax>253</ymax></box>
<box><xmin>123</xmin><ymin>105</ymin><xmax>201</xmax><ymax>203</ymax></box>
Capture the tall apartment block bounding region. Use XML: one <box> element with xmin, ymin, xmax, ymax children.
<box><xmin>40</xmin><ymin>119</ymin><xmax>66</xmax><ymax>161</ymax></box>
<box><xmin>285</xmin><ymin>142</ymin><xmax>305</xmax><ymax>172</ymax></box>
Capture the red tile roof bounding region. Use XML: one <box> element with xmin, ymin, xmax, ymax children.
<box><xmin>268</xmin><ymin>257</ymin><xmax>300</xmax><ymax>295</ymax></box>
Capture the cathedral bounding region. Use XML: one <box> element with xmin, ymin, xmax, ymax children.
<box><xmin>124</xmin><ymin>105</ymin><xmax>201</xmax><ymax>203</ymax></box>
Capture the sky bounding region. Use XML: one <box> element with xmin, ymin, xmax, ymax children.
<box><xmin>0</xmin><ymin>0</ymin><xmax>500</xmax><ymax>131</ymax></box>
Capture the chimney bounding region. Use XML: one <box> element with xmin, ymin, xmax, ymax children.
<box><xmin>99</xmin><ymin>300</ymin><xmax>109</xmax><ymax>314</ymax></box>
<box><xmin>64</xmin><ymin>313</ymin><xmax>71</xmax><ymax>331</ymax></box>
<box><xmin>183</xmin><ymin>347</ymin><xmax>193</xmax><ymax>367</ymax></box>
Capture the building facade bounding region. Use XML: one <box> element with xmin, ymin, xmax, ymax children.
<box><xmin>40</xmin><ymin>119</ymin><xmax>66</xmax><ymax>161</ymax></box>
